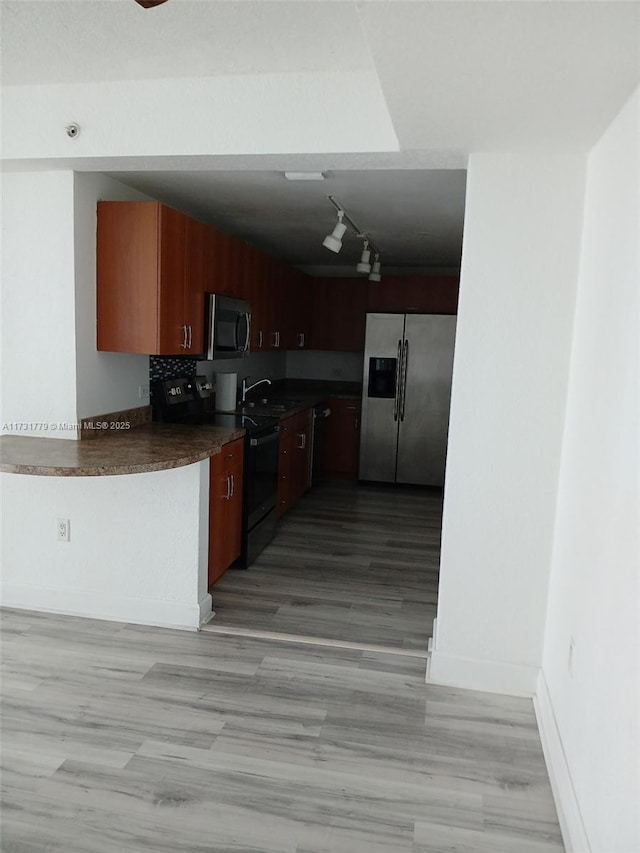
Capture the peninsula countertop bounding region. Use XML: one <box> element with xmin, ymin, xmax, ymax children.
<box><xmin>0</xmin><ymin>423</ymin><xmax>245</xmax><ymax>477</ymax></box>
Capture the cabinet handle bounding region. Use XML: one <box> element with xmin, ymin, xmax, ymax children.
<box><xmin>298</xmin><ymin>332</ymin><xmax>305</xmax><ymax>348</ymax></box>
<box><xmin>297</xmin><ymin>433</ymin><xmax>306</xmax><ymax>450</ymax></box>
<box><xmin>258</xmin><ymin>330</ymin><xmax>263</xmax><ymax>349</ymax></box>
<box><xmin>187</xmin><ymin>324</ymin><xmax>192</xmax><ymax>350</ymax></box>
<box><xmin>230</xmin><ymin>473</ymin><xmax>234</xmax><ymax>498</ymax></box>
<box><xmin>180</xmin><ymin>325</ymin><xmax>188</xmax><ymax>349</ymax></box>
<box><xmin>224</xmin><ymin>475</ymin><xmax>231</xmax><ymax>500</ymax></box>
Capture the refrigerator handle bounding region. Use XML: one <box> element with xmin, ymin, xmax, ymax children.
<box><xmin>400</xmin><ymin>339</ymin><xmax>409</xmax><ymax>421</ymax></box>
<box><xmin>393</xmin><ymin>339</ymin><xmax>402</xmax><ymax>421</ymax></box>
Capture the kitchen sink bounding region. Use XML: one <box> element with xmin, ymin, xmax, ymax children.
<box><xmin>242</xmin><ymin>398</ymin><xmax>303</xmax><ymax>412</ymax></box>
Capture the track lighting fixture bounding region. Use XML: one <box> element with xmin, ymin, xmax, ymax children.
<box><xmin>322</xmin><ymin>211</ymin><xmax>347</xmax><ymax>253</ymax></box>
<box><xmin>356</xmin><ymin>240</ymin><xmax>371</xmax><ymax>274</ymax></box>
<box><xmin>369</xmin><ymin>255</ymin><xmax>382</xmax><ymax>282</ymax></box>
<box><xmin>322</xmin><ymin>196</ymin><xmax>382</xmax><ymax>279</ymax></box>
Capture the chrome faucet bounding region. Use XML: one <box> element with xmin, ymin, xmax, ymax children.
<box><xmin>241</xmin><ymin>376</ymin><xmax>272</xmax><ymax>403</ymax></box>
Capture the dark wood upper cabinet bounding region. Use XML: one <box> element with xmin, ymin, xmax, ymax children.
<box><xmin>98</xmin><ymin>201</ymin><xmax>203</xmax><ymax>356</ymax></box>
<box><xmin>97</xmin><ymin>201</ymin><xmax>458</xmax><ymax>358</ymax></box>
<box><xmin>310</xmin><ymin>278</ymin><xmax>368</xmax><ymax>352</ymax></box>
<box><xmin>367</xmin><ymin>275</ymin><xmax>459</xmax><ymax>314</ymax></box>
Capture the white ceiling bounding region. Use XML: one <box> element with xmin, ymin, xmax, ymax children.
<box><xmin>109</xmin><ymin>168</ymin><xmax>468</xmax><ymax>272</ymax></box>
<box><xmin>3</xmin><ymin>1</ymin><xmax>639</xmax><ymax>275</ymax></box>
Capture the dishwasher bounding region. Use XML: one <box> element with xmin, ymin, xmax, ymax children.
<box><xmin>310</xmin><ymin>403</ymin><xmax>331</xmax><ymax>486</ymax></box>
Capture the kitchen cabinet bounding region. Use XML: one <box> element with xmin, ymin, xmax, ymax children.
<box><xmin>310</xmin><ymin>278</ymin><xmax>368</xmax><ymax>351</ymax></box>
<box><xmin>184</xmin><ymin>217</ymin><xmax>207</xmax><ymax>353</ymax></box>
<box><xmin>292</xmin><ymin>408</ymin><xmax>312</xmax><ymax>502</ymax></box>
<box><xmin>208</xmin><ymin>438</ymin><xmax>244</xmax><ymax>586</ymax></box>
<box><xmin>323</xmin><ymin>397</ymin><xmax>361</xmax><ymax>479</ymax></box>
<box><xmin>277</xmin><ymin>416</ymin><xmax>295</xmax><ymax>518</ymax></box>
<box><xmin>266</xmin><ymin>260</ymin><xmax>286</xmax><ymax>351</ymax></box>
<box><xmin>277</xmin><ymin>408</ymin><xmax>312</xmax><ymax>516</ymax></box>
<box><xmin>367</xmin><ymin>275</ymin><xmax>459</xmax><ymax>315</ymax></box>
<box><xmin>205</xmin><ymin>227</ymin><xmax>245</xmax><ymax>297</ymax></box>
<box><xmin>97</xmin><ymin>201</ymin><xmax>203</xmax><ymax>355</ymax></box>
<box><xmin>283</xmin><ymin>270</ymin><xmax>312</xmax><ymax>350</ymax></box>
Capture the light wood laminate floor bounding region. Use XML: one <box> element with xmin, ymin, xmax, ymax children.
<box><xmin>208</xmin><ymin>481</ymin><xmax>442</xmax><ymax>651</ymax></box>
<box><xmin>0</xmin><ymin>608</ymin><xmax>564</xmax><ymax>852</ymax></box>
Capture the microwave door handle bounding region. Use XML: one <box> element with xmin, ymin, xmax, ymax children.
<box><xmin>393</xmin><ymin>339</ymin><xmax>402</xmax><ymax>421</ymax></box>
<box><xmin>243</xmin><ymin>312</ymin><xmax>251</xmax><ymax>352</ymax></box>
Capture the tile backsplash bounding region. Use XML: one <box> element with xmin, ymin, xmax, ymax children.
<box><xmin>149</xmin><ymin>356</ymin><xmax>198</xmax><ymax>382</ymax></box>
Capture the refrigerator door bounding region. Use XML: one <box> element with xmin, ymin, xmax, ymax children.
<box><xmin>396</xmin><ymin>314</ymin><xmax>457</xmax><ymax>486</ymax></box>
<box><xmin>359</xmin><ymin>313</ymin><xmax>405</xmax><ymax>482</ymax></box>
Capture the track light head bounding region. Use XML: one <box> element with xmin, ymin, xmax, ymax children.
<box><xmin>322</xmin><ymin>211</ymin><xmax>347</xmax><ymax>253</ymax></box>
<box><xmin>368</xmin><ymin>255</ymin><xmax>382</xmax><ymax>282</ymax></box>
<box><xmin>356</xmin><ymin>240</ymin><xmax>372</xmax><ymax>274</ymax></box>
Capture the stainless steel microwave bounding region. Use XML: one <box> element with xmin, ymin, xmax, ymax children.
<box><xmin>205</xmin><ymin>294</ymin><xmax>251</xmax><ymax>360</ymax></box>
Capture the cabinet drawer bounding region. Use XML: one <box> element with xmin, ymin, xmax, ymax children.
<box><xmin>221</xmin><ymin>437</ymin><xmax>244</xmax><ymax>464</ymax></box>
<box><xmin>327</xmin><ymin>398</ymin><xmax>361</xmax><ymax>416</ymax></box>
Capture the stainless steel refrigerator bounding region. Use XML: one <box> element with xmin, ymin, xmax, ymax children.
<box><xmin>359</xmin><ymin>313</ymin><xmax>457</xmax><ymax>486</ymax></box>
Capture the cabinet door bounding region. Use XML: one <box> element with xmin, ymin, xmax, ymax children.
<box><xmin>157</xmin><ymin>205</ymin><xmax>189</xmax><ymax>354</ymax></box>
<box><xmin>277</xmin><ymin>416</ymin><xmax>295</xmax><ymax>517</ymax></box>
<box><xmin>208</xmin><ymin>453</ymin><xmax>231</xmax><ymax>587</ymax></box>
<box><xmin>293</xmin><ymin>409</ymin><xmax>312</xmax><ymax>500</ymax></box>
<box><xmin>324</xmin><ymin>398</ymin><xmax>361</xmax><ymax>478</ymax></box>
<box><xmin>97</xmin><ymin>201</ymin><xmax>161</xmax><ymax>354</ymax></box>
<box><xmin>367</xmin><ymin>275</ymin><xmax>459</xmax><ymax>314</ymax></box>
<box><xmin>294</xmin><ymin>273</ymin><xmax>312</xmax><ymax>349</ymax></box>
<box><xmin>311</xmin><ymin>278</ymin><xmax>367</xmax><ymax>351</ymax></box>
<box><xmin>223</xmin><ymin>440</ymin><xmax>244</xmax><ymax>568</ymax></box>
<box><xmin>268</xmin><ymin>264</ymin><xmax>284</xmax><ymax>351</ymax></box>
<box><xmin>184</xmin><ymin>217</ymin><xmax>206</xmax><ymax>354</ymax></box>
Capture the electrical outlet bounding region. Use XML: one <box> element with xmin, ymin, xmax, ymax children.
<box><xmin>56</xmin><ymin>518</ymin><xmax>70</xmax><ymax>542</ymax></box>
<box><xmin>139</xmin><ymin>384</ymin><xmax>150</xmax><ymax>399</ymax></box>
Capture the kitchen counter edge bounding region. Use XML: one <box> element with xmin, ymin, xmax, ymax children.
<box><xmin>0</xmin><ymin>424</ymin><xmax>245</xmax><ymax>477</ymax></box>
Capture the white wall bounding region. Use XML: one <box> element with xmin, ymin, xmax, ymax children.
<box><xmin>429</xmin><ymin>153</ymin><xmax>586</xmax><ymax>696</ymax></box>
<box><xmin>201</xmin><ymin>350</ymin><xmax>287</xmax><ymax>395</ymax></box>
<box><xmin>0</xmin><ymin>462</ymin><xmax>211</xmax><ymax>630</ymax></box>
<box><xmin>286</xmin><ymin>350</ymin><xmax>363</xmax><ymax>383</ymax></box>
<box><xmin>1</xmin><ymin>171</ymin><xmax>154</xmax><ymax>436</ymax></box>
<box><xmin>74</xmin><ymin>172</ymin><xmax>151</xmax><ymax>419</ymax></box>
<box><xmin>1</xmin><ymin>171</ymin><xmax>78</xmax><ymax>437</ymax></box>
<box><xmin>537</xmin><ymin>88</ymin><xmax>639</xmax><ymax>853</ymax></box>
<box><xmin>2</xmin><ymin>70</ymin><xmax>397</xmax><ymax>163</ymax></box>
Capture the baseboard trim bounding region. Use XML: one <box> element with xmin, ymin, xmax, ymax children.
<box><xmin>198</xmin><ymin>592</ymin><xmax>213</xmax><ymax>626</ymax></box>
<box><xmin>426</xmin><ymin>648</ymin><xmax>539</xmax><ymax>697</ymax></box>
<box><xmin>0</xmin><ymin>583</ymin><xmax>201</xmax><ymax>631</ymax></box>
<box><xmin>534</xmin><ymin>670</ymin><xmax>591</xmax><ymax>853</ymax></box>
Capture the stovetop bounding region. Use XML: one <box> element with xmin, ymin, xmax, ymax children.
<box><xmin>152</xmin><ymin>376</ymin><xmax>279</xmax><ymax>436</ymax></box>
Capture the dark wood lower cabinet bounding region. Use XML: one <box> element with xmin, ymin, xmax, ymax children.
<box><xmin>278</xmin><ymin>409</ymin><xmax>312</xmax><ymax>517</ymax></box>
<box><xmin>323</xmin><ymin>397</ymin><xmax>361</xmax><ymax>479</ymax></box>
<box><xmin>208</xmin><ymin>438</ymin><xmax>244</xmax><ymax>587</ymax></box>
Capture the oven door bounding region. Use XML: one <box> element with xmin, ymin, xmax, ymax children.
<box><xmin>245</xmin><ymin>427</ymin><xmax>279</xmax><ymax>530</ymax></box>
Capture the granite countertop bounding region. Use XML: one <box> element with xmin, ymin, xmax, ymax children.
<box><xmin>0</xmin><ymin>423</ymin><xmax>244</xmax><ymax>477</ymax></box>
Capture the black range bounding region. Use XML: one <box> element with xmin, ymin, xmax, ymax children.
<box><xmin>152</xmin><ymin>376</ymin><xmax>280</xmax><ymax>569</ymax></box>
